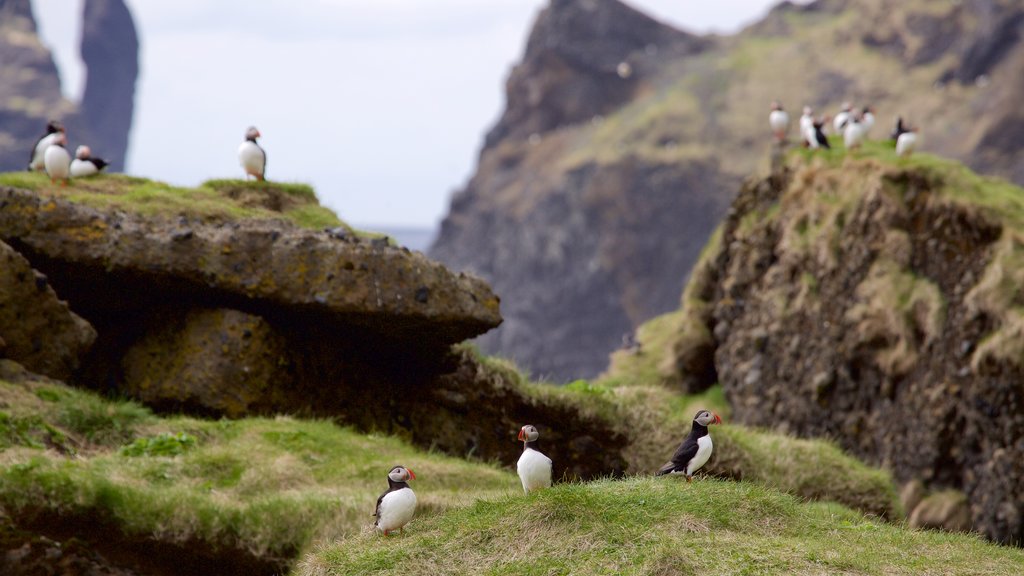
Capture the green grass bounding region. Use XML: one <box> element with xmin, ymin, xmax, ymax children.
<box><xmin>0</xmin><ymin>369</ymin><xmax>518</xmax><ymax>565</ymax></box>
<box><xmin>298</xmin><ymin>477</ymin><xmax>1024</xmax><ymax>576</ymax></box>
<box><xmin>0</xmin><ymin>171</ymin><xmax>344</xmax><ymax>231</ymax></box>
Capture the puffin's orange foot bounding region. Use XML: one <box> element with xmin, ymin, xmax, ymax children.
<box><xmin>685</xmin><ymin>476</ymin><xmax>692</xmax><ymax>483</ymax></box>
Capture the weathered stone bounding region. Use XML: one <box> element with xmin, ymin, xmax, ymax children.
<box><xmin>0</xmin><ymin>186</ymin><xmax>501</xmax><ymax>346</ymax></box>
<box><xmin>120</xmin><ymin>308</ymin><xmax>291</xmax><ymax>417</ymax></box>
<box><xmin>900</xmin><ymin>479</ymin><xmax>927</xmax><ymax>517</ymax></box>
<box><xmin>910</xmin><ymin>490</ymin><xmax>973</xmax><ymax>533</ymax></box>
<box><xmin>0</xmin><ymin>240</ymin><xmax>95</xmax><ymax>380</ymax></box>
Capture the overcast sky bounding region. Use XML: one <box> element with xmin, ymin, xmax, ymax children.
<box><xmin>33</xmin><ymin>0</ymin><xmax>781</xmax><ymax>229</ymax></box>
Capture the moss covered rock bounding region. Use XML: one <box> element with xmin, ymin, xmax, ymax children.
<box><xmin>0</xmin><ymin>241</ymin><xmax>95</xmax><ymax>380</ymax></box>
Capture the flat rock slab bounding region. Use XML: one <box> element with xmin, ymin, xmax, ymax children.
<box><xmin>0</xmin><ymin>186</ymin><xmax>501</xmax><ymax>345</ymax></box>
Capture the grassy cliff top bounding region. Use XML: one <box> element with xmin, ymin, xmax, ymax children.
<box><xmin>299</xmin><ymin>476</ymin><xmax>1024</xmax><ymax>575</ymax></box>
<box><xmin>0</xmin><ymin>172</ymin><xmax>345</xmax><ymax>231</ymax></box>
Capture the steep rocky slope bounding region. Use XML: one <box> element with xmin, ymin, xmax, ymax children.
<box><xmin>0</xmin><ymin>0</ymin><xmax>138</xmax><ymax>171</ymax></box>
<box><xmin>431</xmin><ymin>0</ymin><xmax>1024</xmax><ymax>381</ymax></box>
<box><xmin>633</xmin><ymin>145</ymin><xmax>1024</xmax><ymax>544</ymax></box>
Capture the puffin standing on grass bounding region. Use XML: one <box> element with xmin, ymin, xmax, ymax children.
<box><xmin>843</xmin><ymin>113</ymin><xmax>867</xmax><ymax>150</ymax></box>
<box><xmin>69</xmin><ymin>145</ymin><xmax>110</xmax><ymax>178</ymax></box>
<box><xmin>28</xmin><ymin>120</ymin><xmax>65</xmax><ymax>171</ymax></box>
<box><xmin>517</xmin><ymin>424</ymin><xmax>552</xmax><ymax>495</ymax></box>
<box><xmin>373</xmin><ymin>465</ymin><xmax>417</xmax><ymax>536</ymax></box>
<box><xmin>896</xmin><ymin>127</ymin><xmax>919</xmax><ymax>157</ymax></box>
<box><xmin>769</xmin><ymin>101</ymin><xmax>790</xmax><ymax>142</ymax></box>
<box><xmin>833</xmin><ymin>102</ymin><xmax>853</xmax><ymax>134</ymax></box>
<box><xmin>43</xmin><ymin>132</ymin><xmax>71</xmax><ymax>185</ymax></box>
<box><xmin>656</xmin><ymin>409</ymin><xmax>722</xmax><ymax>482</ymax></box>
<box><xmin>237</xmin><ymin>126</ymin><xmax>266</xmax><ymax>181</ymax></box>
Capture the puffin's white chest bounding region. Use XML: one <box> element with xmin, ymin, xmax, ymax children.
<box><xmin>31</xmin><ymin>134</ymin><xmax>59</xmax><ymax>171</ymax></box>
<box><xmin>844</xmin><ymin>122</ymin><xmax>866</xmax><ymax>148</ymax></box>
<box><xmin>44</xmin><ymin>146</ymin><xmax>71</xmax><ymax>179</ymax></box>
<box><xmin>862</xmin><ymin>112</ymin><xmax>876</xmax><ymax>133</ymax></box>
<box><xmin>517</xmin><ymin>447</ymin><xmax>552</xmax><ymax>494</ymax></box>
<box><xmin>376</xmin><ymin>487</ymin><xmax>417</xmax><ymax>532</ymax></box>
<box><xmin>238</xmin><ymin>141</ymin><xmax>265</xmax><ymax>177</ymax></box>
<box><xmin>769</xmin><ymin>110</ymin><xmax>790</xmax><ymax>133</ymax></box>
<box><xmin>833</xmin><ymin>112</ymin><xmax>850</xmax><ymax>133</ymax></box>
<box><xmin>686</xmin><ymin>434</ymin><xmax>714</xmax><ymax>476</ymax></box>
<box><xmin>896</xmin><ymin>132</ymin><xmax>918</xmax><ymax>157</ymax></box>
<box><xmin>800</xmin><ymin>114</ymin><xmax>813</xmax><ymax>135</ymax></box>
<box><xmin>804</xmin><ymin>125</ymin><xmax>820</xmax><ymax>149</ymax></box>
<box><xmin>70</xmin><ymin>159</ymin><xmax>98</xmax><ymax>178</ymax></box>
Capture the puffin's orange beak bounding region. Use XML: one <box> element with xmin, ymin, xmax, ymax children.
<box><xmin>407</xmin><ymin>468</ymin><xmax>416</xmax><ymax>480</ymax></box>
<box><xmin>713</xmin><ymin>413</ymin><xmax>722</xmax><ymax>425</ymax></box>
<box><xmin>517</xmin><ymin>429</ymin><xmax>524</xmax><ymax>441</ymax></box>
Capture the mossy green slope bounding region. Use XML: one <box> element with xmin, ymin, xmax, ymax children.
<box><xmin>0</xmin><ymin>172</ymin><xmax>344</xmax><ymax>230</ymax></box>
<box><xmin>299</xmin><ymin>477</ymin><xmax>1024</xmax><ymax>576</ymax></box>
<box><xmin>0</xmin><ymin>365</ymin><xmax>517</xmax><ymax>568</ymax></box>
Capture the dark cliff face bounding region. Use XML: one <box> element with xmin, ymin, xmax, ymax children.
<box><xmin>670</xmin><ymin>153</ymin><xmax>1024</xmax><ymax>545</ymax></box>
<box><xmin>431</xmin><ymin>0</ymin><xmax>1024</xmax><ymax>382</ymax></box>
<box><xmin>0</xmin><ymin>0</ymin><xmax>138</xmax><ymax>172</ymax></box>
<box><xmin>79</xmin><ymin>0</ymin><xmax>139</xmax><ymax>172</ymax></box>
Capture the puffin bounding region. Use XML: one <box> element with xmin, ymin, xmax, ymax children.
<box><xmin>516</xmin><ymin>424</ymin><xmax>552</xmax><ymax>495</ymax></box>
<box><xmin>843</xmin><ymin>113</ymin><xmax>867</xmax><ymax>150</ymax></box>
<box><xmin>896</xmin><ymin>127</ymin><xmax>919</xmax><ymax>157</ymax></box>
<box><xmin>28</xmin><ymin>120</ymin><xmax>65</xmax><ymax>172</ymax></box>
<box><xmin>237</xmin><ymin>126</ymin><xmax>266</xmax><ymax>181</ymax></box>
<box><xmin>799</xmin><ymin>106</ymin><xmax>814</xmax><ymax>146</ymax></box>
<box><xmin>43</xmin><ymin>132</ymin><xmax>72</xmax><ymax>185</ymax></box>
<box><xmin>861</xmin><ymin>106</ymin><xmax>876</xmax><ymax>135</ymax></box>
<box><xmin>806</xmin><ymin>116</ymin><xmax>831</xmax><ymax>150</ymax></box>
<box><xmin>373</xmin><ymin>465</ymin><xmax>417</xmax><ymax>535</ymax></box>
<box><xmin>69</xmin><ymin>145</ymin><xmax>110</xmax><ymax>178</ymax></box>
<box><xmin>769</xmin><ymin>101</ymin><xmax>790</xmax><ymax>142</ymax></box>
<box><xmin>656</xmin><ymin>409</ymin><xmax>722</xmax><ymax>482</ymax></box>
<box><xmin>832</xmin><ymin>102</ymin><xmax>853</xmax><ymax>133</ymax></box>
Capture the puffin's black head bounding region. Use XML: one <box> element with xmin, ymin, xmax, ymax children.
<box><xmin>245</xmin><ymin>126</ymin><xmax>261</xmax><ymax>141</ymax></box>
<box><xmin>518</xmin><ymin>424</ymin><xmax>540</xmax><ymax>443</ymax></box>
<box><xmin>46</xmin><ymin>120</ymin><xmax>65</xmax><ymax>134</ymax></box>
<box><xmin>693</xmin><ymin>410</ymin><xmax>722</xmax><ymax>427</ymax></box>
<box><xmin>862</xmin><ymin>105</ymin><xmax>874</xmax><ymax>114</ymax></box>
<box><xmin>387</xmin><ymin>465</ymin><xmax>415</xmax><ymax>483</ymax></box>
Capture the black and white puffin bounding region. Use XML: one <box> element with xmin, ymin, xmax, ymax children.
<box><xmin>373</xmin><ymin>465</ymin><xmax>417</xmax><ymax>535</ymax></box>
<box><xmin>516</xmin><ymin>424</ymin><xmax>552</xmax><ymax>494</ymax></box>
<box><xmin>28</xmin><ymin>120</ymin><xmax>65</xmax><ymax>172</ymax></box>
<box><xmin>656</xmin><ymin>409</ymin><xmax>722</xmax><ymax>482</ymax></box>
<box><xmin>70</xmin><ymin>145</ymin><xmax>110</xmax><ymax>178</ymax></box>
<box><xmin>799</xmin><ymin>106</ymin><xmax>814</xmax><ymax>146</ymax></box>
<box><xmin>807</xmin><ymin>116</ymin><xmax>831</xmax><ymax>150</ymax></box>
<box><xmin>896</xmin><ymin>127</ymin><xmax>919</xmax><ymax>157</ymax></box>
<box><xmin>237</xmin><ymin>126</ymin><xmax>266</xmax><ymax>181</ymax></box>
<box><xmin>832</xmin><ymin>102</ymin><xmax>853</xmax><ymax>133</ymax></box>
<box><xmin>861</xmin><ymin>106</ymin><xmax>876</xmax><ymax>135</ymax></box>
<box><xmin>43</xmin><ymin>132</ymin><xmax>71</xmax><ymax>185</ymax></box>
<box><xmin>769</xmin><ymin>101</ymin><xmax>790</xmax><ymax>142</ymax></box>
<box><xmin>843</xmin><ymin>113</ymin><xmax>867</xmax><ymax>150</ymax></box>
<box><xmin>890</xmin><ymin>116</ymin><xmax>909</xmax><ymax>142</ymax></box>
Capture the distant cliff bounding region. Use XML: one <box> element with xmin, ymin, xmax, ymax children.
<box><xmin>431</xmin><ymin>0</ymin><xmax>1024</xmax><ymax>381</ymax></box>
<box><xmin>0</xmin><ymin>0</ymin><xmax>138</xmax><ymax>172</ymax></box>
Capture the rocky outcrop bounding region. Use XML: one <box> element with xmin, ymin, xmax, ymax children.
<box><xmin>0</xmin><ymin>0</ymin><xmax>139</xmax><ymax>172</ymax></box>
<box><xmin>432</xmin><ymin>0</ymin><xmax>1024</xmax><ymax>382</ymax></box>
<box><xmin>79</xmin><ymin>0</ymin><xmax>139</xmax><ymax>172</ymax></box>
<box><xmin>0</xmin><ymin>240</ymin><xmax>95</xmax><ymax>380</ymax></box>
<box><xmin>669</xmin><ymin>155</ymin><xmax>1023</xmax><ymax>544</ymax></box>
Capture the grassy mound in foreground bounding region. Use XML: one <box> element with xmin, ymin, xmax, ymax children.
<box><xmin>0</xmin><ymin>364</ymin><xmax>517</xmax><ymax>567</ymax></box>
<box><xmin>0</xmin><ymin>171</ymin><xmax>344</xmax><ymax>230</ymax></box>
<box><xmin>298</xmin><ymin>477</ymin><xmax>1024</xmax><ymax>576</ymax></box>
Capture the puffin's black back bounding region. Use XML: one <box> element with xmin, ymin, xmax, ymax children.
<box><xmin>656</xmin><ymin>421</ymin><xmax>709</xmax><ymax>476</ymax></box>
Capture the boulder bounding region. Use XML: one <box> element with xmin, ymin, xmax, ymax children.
<box><xmin>910</xmin><ymin>490</ymin><xmax>973</xmax><ymax>533</ymax></box>
<box><xmin>0</xmin><ymin>240</ymin><xmax>95</xmax><ymax>380</ymax></box>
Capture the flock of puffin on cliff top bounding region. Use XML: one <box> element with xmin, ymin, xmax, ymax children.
<box><xmin>373</xmin><ymin>411</ymin><xmax>721</xmax><ymax>536</ymax></box>
<box><xmin>28</xmin><ymin>122</ymin><xmax>268</xmax><ymax>183</ymax></box>
<box><xmin>769</xmin><ymin>101</ymin><xmax>920</xmax><ymax>157</ymax></box>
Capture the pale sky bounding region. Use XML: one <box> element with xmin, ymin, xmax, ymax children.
<box><xmin>33</xmin><ymin>0</ymin><xmax>781</xmax><ymax>228</ymax></box>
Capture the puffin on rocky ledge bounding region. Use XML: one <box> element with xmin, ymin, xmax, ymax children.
<box><xmin>237</xmin><ymin>126</ymin><xmax>266</xmax><ymax>181</ymax></box>
<box><xmin>656</xmin><ymin>409</ymin><xmax>722</xmax><ymax>482</ymax></box>
<box><xmin>769</xmin><ymin>101</ymin><xmax>790</xmax><ymax>142</ymax></box>
<box><xmin>517</xmin><ymin>424</ymin><xmax>552</xmax><ymax>495</ymax></box>
<box><xmin>43</xmin><ymin>132</ymin><xmax>71</xmax><ymax>185</ymax></box>
<box><xmin>70</xmin><ymin>145</ymin><xmax>110</xmax><ymax>178</ymax></box>
<box><xmin>28</xmin><ymin>120</ymin><xmax>65</xmax><ymax>172</ymax></box>
<box><xmin>373</xmin><ymin>465</ymin><xmax>417</xmax><ymax>535</ymax></box>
